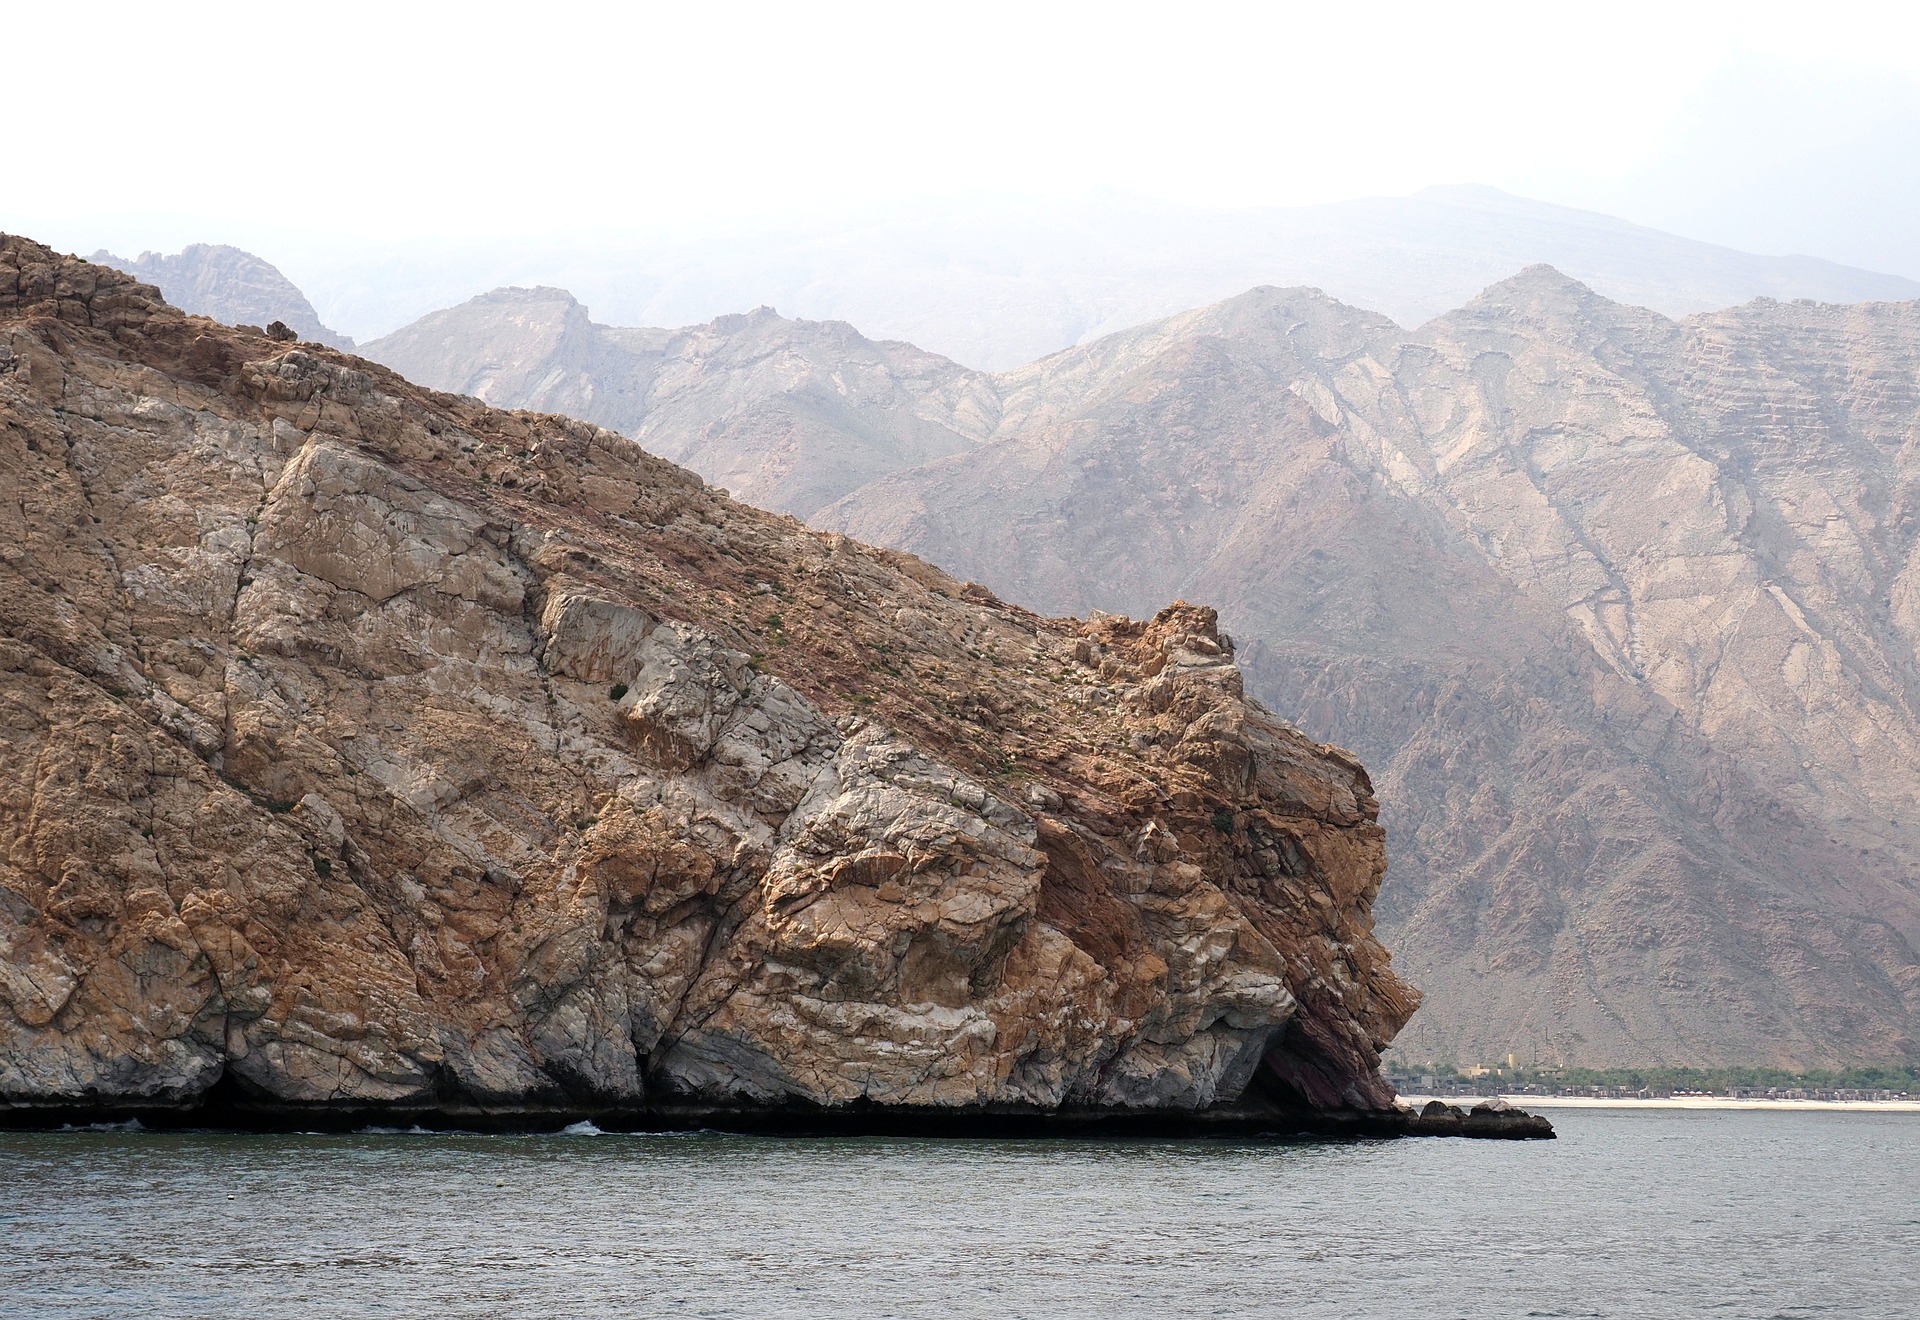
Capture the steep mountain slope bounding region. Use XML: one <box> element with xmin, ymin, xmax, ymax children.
<box><xmin>0</xmin><ymin>235</ymin><xmax>1459</xmax><ymax>1131</ymax></box>
<box><xmin>821</xmin><ymin>271</ymin><xmax>1920</xmax><ymax>1068</ymax></box>
<box><xmin>364</xmin><ymin>289</ymin><xmax>992</xmax><ymax>518</ymax></box>
<box><xmin>90</xmin><ymin>245</ymin><xmax>352</xmax><ymax>350</ymax></box>
<box><xmin>322</xmin><ymin>188</ymin><xmax>1920</xmax><ymax>368</ymax></box>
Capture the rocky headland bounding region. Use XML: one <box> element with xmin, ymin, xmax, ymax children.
<box><xmin>0</xmin><ymin>237</ymin><xmax>1544</xmax><ymax>1137</ymax></box>
<box><xmin>369</xmin><ymin>269</ymin><xmax>1920</xmax><ymax>1071</ymax></box>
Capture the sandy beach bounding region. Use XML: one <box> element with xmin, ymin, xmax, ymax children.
<box><xmin>1401</xmin><ymin>1095</ymin><xmax>1920</xmax><ymax>1113</ymax></box>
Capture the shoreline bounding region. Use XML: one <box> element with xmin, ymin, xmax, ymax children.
<box><xmin>1402</xmin><ymin>1094</ymin><xmax>1920</xmax><ymax>1113</ymax></box>
<box><xmin>0</xmin><ymin>1097</ymin><xmax>1553</xmax><ymax>1141</ymax></box>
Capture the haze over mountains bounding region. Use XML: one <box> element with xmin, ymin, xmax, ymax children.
<box><xmin>365</xmin><ymin>263</ymin><xmax>1920</xmax><ymax>1072</ymax></box>
<box><xmin>287</xmin><ymin>188</ymin><xmax>1920</xmax><ymax>369</ymax></box>
<box><xmin>363</xmin><ymin>290</ymin><xmax>993</xmax><ymax>519</ymax></box>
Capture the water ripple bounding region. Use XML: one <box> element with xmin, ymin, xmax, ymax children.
<box><xmin>1</xmin><ymin>1109</ymin><xmax>1916</xmax><ymax>1318</ymax></box>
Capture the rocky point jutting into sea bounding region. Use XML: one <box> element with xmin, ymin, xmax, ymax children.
<box><xmin>365</xmin><ymin>273</ymin><xmax>1920</xmax><ymax>1073</ymax></box>
<box><xmin>0</xmin><ymin>237</ymin><xmax>1545</xmax><ymax>1138</ymax></box>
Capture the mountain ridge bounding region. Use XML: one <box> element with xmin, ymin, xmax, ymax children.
<box><xmin>365</xmin><ymin>289</ymin><xmax>994</xmax><ymax>518</ymax></box>
<box><xmin>89</xmin><ymin>244</ymin><xmax>353</xmax><ymax>350</ymax></box>
<box><xmin>305</xmin><ymin>186</ymin><xmax>1920</xmax><ymax>366</ymax></box>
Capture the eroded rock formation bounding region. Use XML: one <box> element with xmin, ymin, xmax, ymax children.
<box><xmin>819</xmin><ymin>272</ymin><xmax>1920</xmax><ymax>1069</ymax></box>
<box><xmin>0</xmin><ymin>236</ymin><xmax>1448</xmax><ymax>1131</ymax></box>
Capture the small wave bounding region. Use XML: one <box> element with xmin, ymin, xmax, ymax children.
<box><xmin>356</xmin><ymin>1125</ymin><xmax>435</xmax><ymax>1136</ymax></box>
<box><xmin>559</xmin><ymin>1120</ymin><xmax>604</xmax><ymax>1136</ymax></box>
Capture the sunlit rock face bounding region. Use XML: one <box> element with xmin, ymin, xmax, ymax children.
<box><xmin>0</xmin><ymin>236</ymin><xmax>1415</xmax><ymax>1122</ymax></box>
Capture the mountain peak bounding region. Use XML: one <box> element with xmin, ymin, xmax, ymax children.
<box><xmin>709</xmin><ymin>304</ymin><xmax>791</xmax><ymax>333</ymax></box>
<box><xmin>1443</xmin><ymin>262</ymin><xmax>1679</xmax><ymax>333</ymax></box>
<box><xmin>1487</xmin><ymin>262</ymin><xmax>1598</xmax><ymax>295</ymax></box>
<box><xmin>473</xmin><ymin>285</ymin><xmax>583</xmax><ymax>306</ymax></box>
<box><xmin>90</xmin><ymin>243</ymin><xmax>352</xmax><ymax>349</ymax></box>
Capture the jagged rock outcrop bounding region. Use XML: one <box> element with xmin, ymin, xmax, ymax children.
<box><xmin>0</xmin><ymin>235</ymin><xmax>1460</xmax><ymax>1132</ymax></box>
<box><xmin>90</xmin><ymin>244</ymin><xmax>352</xmax><ymax>351</ymax></box>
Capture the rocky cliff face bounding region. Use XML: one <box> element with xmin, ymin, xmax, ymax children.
<box><xmin>364</xmin><ymin>290</ymin><xmax>992</xmax><ymax>519</ymax></box>
<box><xmin>91</xmin><ymin>245</ymin><xmax>352</xmax><ymax>351</ymax></box>
<box><xmin>369</xmin><ymin>264</ymin><xmax>1920</xmax><ymax>1069</ymax></box>
<box><xmin>0</xmin><ymin>236</ymin><xmax>1426</xmax><ymax>1128</ymax></box>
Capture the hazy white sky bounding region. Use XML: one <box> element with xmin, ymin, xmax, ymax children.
<box><xmin>8</xmin><ymin>0</ymin><xmax>1920</xmax><ymax>274</ymax></box>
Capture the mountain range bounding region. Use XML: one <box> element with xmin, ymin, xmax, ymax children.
<box><xmin>207</xmin><ymin>187</ymin><xmax>1920</xmax><ymax>369</ymax></box>
<box><xmin>69</xmin><ymin>204</ymin><xmax>1920</xmax><ymax>1068</ymax></box>
<box><xmin>364</xmin><ymin>268</ymin><xmax>1920</xmax><ymax>1071</ymax></box>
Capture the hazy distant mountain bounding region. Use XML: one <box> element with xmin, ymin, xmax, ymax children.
<box><xmin>91</xmin><ymin>243</ymin><xmax>352</xmax><ymax>349</ymax></box>
<box><xmin>375</xmin><ymin>271</ymin><xmax>1920</xmax><ymax>1069</ymax></box>
<box><xmin>363</xmin><ymin>288</ymin><xmax>994</xmax><ymax>517</ymax></box>
<box><xmin>324</xmin><ymin>188</ymin><xmax>1920</xmax><ymax>369</ymax></box>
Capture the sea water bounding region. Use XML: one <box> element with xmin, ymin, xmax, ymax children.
<box><xmin>2</xmin><ymin>1108</ymin><xmax>1916</xmax><ymax>1318</ymax></box>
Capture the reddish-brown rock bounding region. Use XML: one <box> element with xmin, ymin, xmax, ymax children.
<box><xmin>0</xmin><ymin>236</ymin><xmax>1431</xmax><ymax>1130</ymax></box>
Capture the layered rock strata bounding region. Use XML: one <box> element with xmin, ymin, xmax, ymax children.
<box><xmin>0</xmin><ymin>236</ymin><xmax>1517</xmax><ymax>1135</ymax></box>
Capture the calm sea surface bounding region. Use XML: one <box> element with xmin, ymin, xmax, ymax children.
<box><xmin>3</xmin><ymin>1108</ymin><xmax>1917</xmax><ymax>1319</ymax></box>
